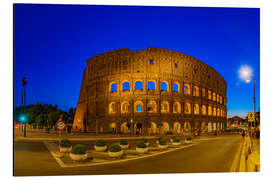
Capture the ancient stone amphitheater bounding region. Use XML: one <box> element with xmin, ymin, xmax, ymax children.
<box><xmin>73</xmin><ymin>47</ymin><xmax>227</xmax><ymax>135</ymax></box>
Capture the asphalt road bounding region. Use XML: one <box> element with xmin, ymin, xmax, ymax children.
<box><xmin>14</xmin><ymin>135</ymin><xmax>241</xmax><ymax>176</ymax></box>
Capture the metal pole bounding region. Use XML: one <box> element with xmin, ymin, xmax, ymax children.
<box><xmin>21</xmin><ymin>90</ymin><xmax>23</xmax><ymax>133</ymax></box>
<box><xmin>23</xmin><ymin>84</ymin><xmax>26</xmax><ymax>137</ymax></box>
<box><xmin>253</xmin><ymin>78</ymin><xmax>256</xmax><ymax>127</ymax></box>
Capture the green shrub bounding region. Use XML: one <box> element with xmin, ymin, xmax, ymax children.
<box><xmin>157</xmin><ymin>137</ymin><xmax>163</xmax><ymax>142</ymax></box>
<box><xmin>109</xmin><ymin>144</ymin><xmax>122</xmax><ymax>152</ymax></box>
<box><xmin>186</xmin><ymin>136</ymin><xmax>192</xmax><ymax>141</ymax></box>
<box><xmin>60</xmin><ymin>138</ymin><xmax>71</xmax><ymax>147</ymax></box>
<box><xmin>141</xmin><ymin>138</ymin><xmax>149</xmax><ymax>143</ymax></box>
<box><xmin>172</xmin><ymin>137</ymin><xmax>180</xmax><ymax>142</ymax></box>
<box><xmin>96</xmin><ymin>139</ymin><xmax>106</xmax><ymax>147</ymax></box>
<box><xmin>120</xmin><ymin>139</ymin><xmax>128</xmax><ymax>145</ymax></box>
<box><xmin>137</xmin><ymin>142</ymin><xmax>147</xmax><ymax>148</ymax></box>
<box><xmin>71</xmin><ymin>144</ymin><xmax>87</xmax><ymax>154</ymax></box>
<box><xmin>159</xmin><ymin>139</ymin><xmax>167</xmax><ymax>145</ymax></box>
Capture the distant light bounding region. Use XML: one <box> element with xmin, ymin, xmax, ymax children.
<box><xmin>238</xmin><ymin>65</ymin><xmax>253</xmax><ymax>83</ymax></box>
<box><xmin>20</xmin><ymin>114</ymin><xmax>27</xmax><ymax>122</ymax></box>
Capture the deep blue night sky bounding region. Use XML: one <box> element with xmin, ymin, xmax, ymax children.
<box><xmin>14</xmin><ymin>4</ymin><xmax>260</xmax><ymax>117</ymax></box>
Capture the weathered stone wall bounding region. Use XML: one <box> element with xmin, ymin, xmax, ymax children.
<box><xmin>73</xmin><ymin>47</ymin><xmax>227</xmax><ymax>134</ymax></box>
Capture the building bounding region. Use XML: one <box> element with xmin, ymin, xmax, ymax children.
<box><xmin>248</xmin><ymin>112</ymin><xmax>260</xmax><ymax>127</ymax></box>
<box><xmin>72</xmin><ymin>47</ymin><xmax>227</xmax><ymax>134</ymax></box>
<box><xmin>227</xmin><ymin>116</ymin><xmax>247</xmax><ymax>130</ymax></box>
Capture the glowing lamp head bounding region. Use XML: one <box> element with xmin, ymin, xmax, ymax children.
<box><xmin>20</xmin><ymin>114</ymin><xmax>27</xmax><ymax>122</ymax></box>
<box><xmin>238</xmin><ymin>65</ymin><xmax>253</xmax><ymax>83</ymax></box>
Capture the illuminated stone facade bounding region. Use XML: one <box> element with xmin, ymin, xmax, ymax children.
<box><xmin>73</xmin><ymin>47</ymin><xmax>227</xmax><ymax>134</ymax></box>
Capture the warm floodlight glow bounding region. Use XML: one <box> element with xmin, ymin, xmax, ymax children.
<box><xmin>238</xmin><ymin>65</ymin><xmax>253</xmax><ymax>83</ymax></box>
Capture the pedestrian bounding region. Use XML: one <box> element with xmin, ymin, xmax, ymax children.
<box><xmin>241</xmin><ymin>130</ymin><xmax>245</xmax><ymax>139</ymax></box>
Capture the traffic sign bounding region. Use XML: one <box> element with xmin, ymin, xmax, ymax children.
<box><xmin>55</xmin><ymin>120</ymin><xmax>66</xmax><ymax>131</ymax></box>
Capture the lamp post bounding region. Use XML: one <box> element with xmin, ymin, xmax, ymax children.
<box><xmin>130</xmin><ymin>118</ymin><xmax>133</xmax><ymax>136</ymax></box>
<box><xmin>253</xmin><ymin>78</ymin><xmax>256</xmax><ymax>127</ymax></box>
<box><xmin>21</xmin><ymin>77</ymin><xmax>27</xmax><ymax>137</ymax></box>
<box><xmin>238</xmin><ymin>65</ymin><xmax>256</xmax><ymax>128</ymax></box>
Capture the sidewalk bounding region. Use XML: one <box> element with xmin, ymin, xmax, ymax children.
<box><xmin>14</xmin><ymin>129</ymin><xmax>223</xmax><ymax>141</ymax></box>
<box><xmin>237</xmin><ymin>135</ymin><xmax>260</xmax><ymax>172</ymax></box>
<box><xmin>247</xmin><ymin>137</ymin><xmax>260</xmax><ymax>172</ymax></box>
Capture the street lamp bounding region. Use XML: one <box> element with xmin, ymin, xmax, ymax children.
<box><xmin>238</xmin><ymin>65</ymin><xmax>256</xmax><ymax>127</ymax></box>
<box><xmin>21</xmin><ymin>76</ymin><xmax>27</xmax><ymax>137</ymax></box>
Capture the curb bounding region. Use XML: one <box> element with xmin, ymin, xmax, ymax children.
<box><xmin>229</xmin><ymin>139</ymin><xmax>243</xmax><ymax>172</ymax></box>
<box><xmin>44</xmin><ymin>141</ymin><xmax>198</xmax><ymax>168</ymax></box>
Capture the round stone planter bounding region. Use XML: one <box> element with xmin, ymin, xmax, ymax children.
<box><xmin>120</xmin><ymin>144</ymin><xmax>129</xmax><ymax>150</ymax></box>
<box><xmin>185</xmin><ymin>140</ymin><xmax>192</xmax><ymax>144</ymax></box>
<box><xmin>59</xmin><ymin>146</ymin><xmax>72</xmax><ymax>153</ymax></box>
<box><xmin>69</xmin><ymin>153</ymin><xmax>88</xmax><ymax>161</ymax></box>
<box><xmin>108</xmin><ymin>150</ymin><xmax>123</xmax><ymax>158</ymax></box>
<box><xmin>158</xmin><ymin>144</ymin><xmax>168</xmax><ymax>150</ymax></box>
<box><xmin>172</xmin><ymin>142</ymin><xmax>181</xmax><ymax>146</ymax></box>
<box><xmin>145</xmin><ymin>142</ymin><xmax>150</xmax><ymax>146</ymax></box>
<box><xmin>94</xmin><ymin>145</ymin><xmax>107</xmax><ymax>152</ymax></box>
<box><xmin>136</xmin><ymin>147</ymin><xmax>148</xmax><ymax>154</ymax></box>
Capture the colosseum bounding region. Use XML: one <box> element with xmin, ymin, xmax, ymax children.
<box><xmin>72</xmin><ymin>47</ymin><xmax>227</xmax><ymax>135</ymax></box>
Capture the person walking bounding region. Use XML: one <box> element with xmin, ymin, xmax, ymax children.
<box><xmin>241</xmin><ymin>130</ymin><xmax>246</xmax><ymax>140</ymax></box>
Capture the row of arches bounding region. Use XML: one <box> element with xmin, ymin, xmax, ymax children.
<box><xmin>109</xmin><ymin>101</ymin><xmax>226</xmax><ymax>117</ymax></box>
<box><xmin>110</xmin><ymin>81</ymin><xmax>180</xmax><ymax>92</ymax></box>
<box><xmin>109</xmin><ymin>121</ymin><xmax>225</xmax><ymax>134</ymax></box>
<box><xmin>109</xmin><ymin>81</ymin><xmax>225</xmax><ymax>105</ymax></box>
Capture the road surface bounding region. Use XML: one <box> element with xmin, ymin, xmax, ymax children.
<box><xmin>14</xmin><ymin>135</ymin><xmax>241</xmax><ymax>176</ymax></box>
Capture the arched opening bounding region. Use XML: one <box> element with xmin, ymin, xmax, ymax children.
<box><xmin>184</xmin><ymin>83</ymin><xmax>191</xmax><ymax>95</ymax></box>
<box><xmin>193</xmin><ymin>85</ymin><xmax>199</xmax><ymax>96</ymax></box>
<box><xmin>220</xmin><ymin>96</ymin><xmax>223</xmax><ymax>104</ymax></box>
<box><xmin>160</xmin><ymin>122</ymin><xmax>170</xmax><ymax>134</ymax></box>
<box><xmin>217</xmin><ymin>94</ymin><xmax>220</xmax><ymax>103</ymax></box>
<box><xmin>121</xmin><ymin>101</ymin><xmax>130</xmax><ymax>114</ymax></box>
<box><xmin>208</xmin><ymin>105</ymin><xmax>212</xmax><ymax>116</ymax></box>
<box><xmin>202</xmin><ymin>105</ymin><xmax>206</xmax><ymax>115</ymax></box>
<box><xmin>110</xmin><ymin>82</ymin><xmax>117</xmax><ymax>93</ymax></box>
<box><xmin>208</xmin><ymin>90</ymin><xmax>212</xmax><ymax>100</ymax></box>
<box><xmin>150</xmin><ymin>122</ymin><xmax>157</xmax><ymax>134</ymax></box>
<box><xmin>184</xmin><ymin>122</ymin><xmax>191</xmax><ymax>132</ymax></box>
<box><xmin>217</xmin><ymin>122</ymin><xmax>220</xmax><ymax>131</ymax></box>
<box><xmin>121</xmin><ymin>122</ymin><xmax>129</xmax><ymax>134</ymax></box>
<box><xmin>147</xmin><ymin>81</ymin><xmax>155</xmax><ymax>90</ymax></box>
<box><xmin>202</xmin><ymin>88</ymin><xmax>206</xmax><ymax>97</ymax></box>
<box><xmin>110</xmin><ymin>123</ymin><xmax>117</xmax><ymax>133</ymax></box>
<box><xmin>161</xmin><ymin>101</ymin><xmax>169</xmax><ymax>113</ymax></box>
<box><xmin>134</xmin><ymin>101</ymin><xmax>143</xmax><ymax>113</ymax></box>
<box><xmin>109</xmin><ymin>102</ymin><xmax>117</xmax><ymax>114</ymax></box>
<box><xmin>172</xmin><ymin>82</ymin><xmax>180</xmax><ymax>92</ymax></box>
<box><xmin>122</xmin><ymin>81</ymin><xmax>130</xmax><ymax>91</ymax></box>
<box><xmin>220</xmin><ymin>122</ymin><xmax>223</xmax><ymax>130</ymax></box>
<box><xmin>173</xmin><ymin>122</ymin><xmax>181</xmax><ymax>134</ymax></box>
<box><xmin>134</xmin><ymin>80</ymin><xmax>143</xmax><ymax>90</ymax></box>
<box><xmin>160</xmin><ymin>81</ymin><xmax>168</xmax><ymax>91</ymax></box>
<box><xmin>217</xmin><ymin>108</ymin><xmax>220</xmax><ymax>117</ymax></box>
<box><xmin>201</xmin><ymin>122</ymin><xmax>207</xmax><ymax>133</ymax></box>
<box><xmin>184</xmin><ymin>103</ymin><xmax>191</xmax><ymax>114</ymax></box>
<box><xmin>173</xmin><ymin>102</ymin><xmax>181</xmax><ymax>114</ymax></box>
<box><xmin>213</xmin><ymin>92</ymin><xmax>216</xmax><ymax>101</ymax></box>
<box><xmin>213</xmin><ymin>107</ymin><xmax>217</xmax><ymax>116</ymax></box>
<box><xmin>147</xmin><ymin>100</ymin><xmax>157</xmax><ymax>113</ymax></box>
<box><xmin>221</xmin><ymin>109</ymin><xmax>223</xmax><ymax>117</ymax></box>
<box><xmin>135</xmin><ymin>123</ymin><xmax>142</xmax><ymax>134</ymax></box>
<box><xmin>213</xmin><ymin>122</ymin><xmax>217</xmax><ymax>131</ymax></box>
<box><xmin>194</xmin><ymin>104</ymin><xmax>200</xmax><ymax>115</ymax></box>
<box><xmin>208</xmin><ymin>122</ymin><xmax>212</xmax><ymax>132</ymax></box>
